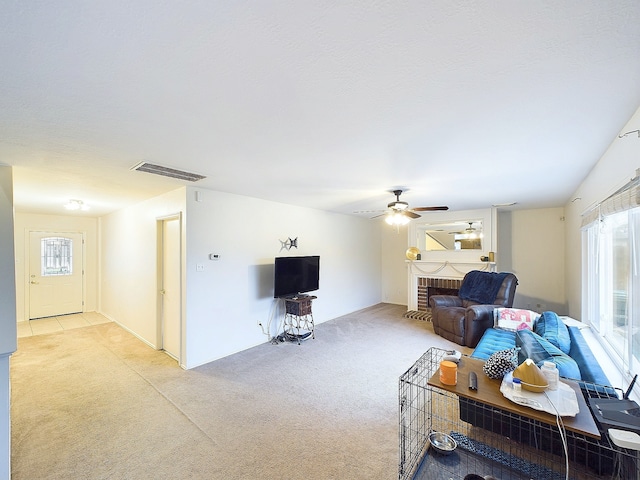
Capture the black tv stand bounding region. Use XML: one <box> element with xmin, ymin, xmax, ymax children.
<box><xmin>280</xmin><ymin>296</ymin><xmax>316</xmax><ymax>345</ymax></box>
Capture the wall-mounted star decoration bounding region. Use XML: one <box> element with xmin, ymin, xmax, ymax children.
<box><xmin>279</xmin><ymin>237</ymin><xmax>298</xmax><ymax>251</ymax></box>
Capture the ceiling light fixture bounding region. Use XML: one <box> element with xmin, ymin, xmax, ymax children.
<box><xmin>64</xmin><ymin>199</ymin><xmax>89</xmax><ymax>211</ymax></box>
<box><xmin>385</xmin><ymin>212</ymin><xmax>410</xmax><ymax>226</ymax></box>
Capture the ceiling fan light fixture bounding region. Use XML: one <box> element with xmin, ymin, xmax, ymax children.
<box><xmin>454</xmin><ymin>232</ymin><xmax>481</xmax><ymax>240</ymax></box>
<box><xmin>64</xmin><ymin>199</ymin><xmax>89</xmax><ymax>211</ymax></box>
<box><xmin>389</xmin><ymin>201</ymin><xmax>409</xmax><ymax>211</ymax></box>
<box><xmin>385</xmin><ymin>212</ymin><xmax>410</xmax><ymax>226</ymax></box>
<box><xmin>375</xmin><ymin>189</ymin><xmax>448</xmax><ymax>224</ymax></box>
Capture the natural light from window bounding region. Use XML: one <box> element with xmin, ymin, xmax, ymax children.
<box><xmin>583</xmin><ymin>205</ymin><xmax>640</xmax><ymax>378</ymax></box>
<box><xmin>40</xmin><ymin>237</ymin><xmax>73</xmax><ymax>277</ymax></box>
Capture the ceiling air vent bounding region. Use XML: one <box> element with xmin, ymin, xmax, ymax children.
<box><xmin>131</xmin><ymin>162</ymin><xmax>206</xmax><ymax>182</ymax></box>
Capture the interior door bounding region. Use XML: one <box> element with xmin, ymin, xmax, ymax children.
<box><xmin>161</xmin><ymin>217</ymin><xmax>181</xmax><ymax>360</ymax></box>
<box><xmin>29</xmin><ymin>232</ymin><xmax>83</xmax><ymax>319</ymax></box>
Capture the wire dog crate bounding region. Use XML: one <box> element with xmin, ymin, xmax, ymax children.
<box><xmin>399</xmin><ymin>347</ymin><xmax>640</xmax><ymax>480</ymax></box>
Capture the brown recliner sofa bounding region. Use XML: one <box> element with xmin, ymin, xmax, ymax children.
<box><xmin>429</xmin><ymin>271</ymin><xmax>518</xmax><ymax>347</ymax></box>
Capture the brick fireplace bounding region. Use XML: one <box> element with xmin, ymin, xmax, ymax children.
<box><xmin>407</xmin><ymin>261</ymin><xmax>494</xmax><ymax>312</ymax></box>
<box><xmin>417</xmin><ymin>277</ymin><xmax>463</xmax><ymax>311</ymax></box>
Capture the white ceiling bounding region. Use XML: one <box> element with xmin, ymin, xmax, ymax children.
<box><xmin>2</xmin><ymin>1</ymin><xmax>640</xmax><ymax>218</ymax></box>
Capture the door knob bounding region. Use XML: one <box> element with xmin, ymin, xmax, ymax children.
<box><xmin>30</xmin><ymin>281</ymin><xmax>39</xmax><ymax>284</ymax></box>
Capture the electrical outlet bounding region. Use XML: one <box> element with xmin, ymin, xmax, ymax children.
<box><xmin>196</xmin><ymin>264</ymin><xmax>204</xmax><ymax>272</ymax></box>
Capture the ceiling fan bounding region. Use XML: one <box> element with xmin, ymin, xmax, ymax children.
<box><xmin>374</xmin><ymin>190</ymin><xmax>448</xmax><ymax>225</ymax></box>
<box><xmin>450</xmin><ymin>222</ymin><xmax>478</xmax><ymax>234</ymax></box>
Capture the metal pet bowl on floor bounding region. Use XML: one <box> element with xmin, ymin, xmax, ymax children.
<box><xmin>428</xmin><ymin>431</ymin><xmax>457</xmax><ymax>455</ymax></box>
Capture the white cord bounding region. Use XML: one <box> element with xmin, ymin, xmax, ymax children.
<box><xmin>544</xmin><ymin>390</ymin><xmax>569</xmax><ymax>480</ymax></box>
<box><xmin>259</xmin><ymin>298</ymin><xmax>282</xmax><ymax>339</ymax></box>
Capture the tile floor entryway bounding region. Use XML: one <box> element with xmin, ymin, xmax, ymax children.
<box><xmin>17</xmin><ymin>312</ymin><xmax>112</xmax><ymax>338</ymax></box>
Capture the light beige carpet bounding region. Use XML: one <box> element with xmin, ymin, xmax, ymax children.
<box><xmin>11</xmin><ymin>303</ymin><xmax>468</xmax><ymax>479</ymax></box>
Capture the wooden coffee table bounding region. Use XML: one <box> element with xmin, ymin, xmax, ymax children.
<box><xmin>427</xmin><ymin>355</ymin><xmax>601</xmax><ymax>439</ymax></box>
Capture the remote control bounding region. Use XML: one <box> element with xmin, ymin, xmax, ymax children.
<box><xmin>442</xmin><ymin>350</ymin><xmax>462</xmax><ymax>363</ymax></box>
<box><xmin>469</xmin><ymin>372</ymin><xmax>478</xmax><ymax>390</ymax></box>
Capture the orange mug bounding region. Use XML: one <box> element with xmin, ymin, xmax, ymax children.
<box><xmin>440</xmin><ymin>360</ymin><xmax>458</xmax><ymax>385</ymax></box>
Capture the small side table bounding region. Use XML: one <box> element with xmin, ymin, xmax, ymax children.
<box><xmin>282</xmin><ymin>295</ymin><xmax>316</xmax><ymax>344</ymax></box>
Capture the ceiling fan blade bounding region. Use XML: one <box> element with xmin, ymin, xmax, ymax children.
<box><xmin>412</xmin><ymin>206</ymin><xmax>449</xmax><ymax>212</ymax></box>
<box><xmin>404</xmin><ymin>211</ymin><xmax>421</xmax><ymax>219</ymax></box>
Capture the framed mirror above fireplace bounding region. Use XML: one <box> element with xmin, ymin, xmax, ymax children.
<box><xmin>417</xmin><ymin>220</ymin><xmax>484</xmax><ymax>251</ymax></box>
<box><xmin>408</xmin><ymin>208</ymin><xmax>496</xmax><ymax>263</ymax></box>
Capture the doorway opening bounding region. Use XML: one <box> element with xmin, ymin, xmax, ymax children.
<box><xmin>157</xmin><ymin>214</ymin><xmax>183</xmax><ymax>365</ymax></box>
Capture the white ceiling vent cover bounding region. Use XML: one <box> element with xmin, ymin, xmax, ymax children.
<box><xmin>131</xmin><ymin>162</ymin><xmax>206</xmax><ymax>182</ymax></box>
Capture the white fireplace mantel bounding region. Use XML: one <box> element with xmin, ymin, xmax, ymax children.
<box><xmin>406</xmin><ymin>208</ymin><xmax>498</xmax><ymax>311</ymax></box>
<box><xmin>406</xmin><ymin>260</ymin><xmax>496</xmax><ymax>311</ymax></box>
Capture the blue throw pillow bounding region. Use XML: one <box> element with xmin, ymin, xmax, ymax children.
<box><xmin>516</xmin><ymin>329</ymin><xmax>582</xmax><ymax>380</ymax></box>
<box><xmin>534</xmin><ymin>311</ymin><xmax>571</xmax><ymax>354</ymax></box>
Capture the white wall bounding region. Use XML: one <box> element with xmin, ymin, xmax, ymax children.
<box><xmin>100</xmin><ymin>187</ymin><xmax>186</xmax><ymax>348</ymax></box>
<box><xmin>13</xmin><ymin>213</ymin><xmax>99</xmax><ymax>322</ymax></box>
<box><xmin>0</xmin><ymin>165</ymin><xmax>17</xmax><ymax>480</ymax></box>
<box><xmin>380</xmin><ymin>223</ymin><xmax>409</xmax><ymax>305</ymax></box>
<box><xmin>497</xmin><ymin>208</ymin><xmax>566</xmax><ymax>313</ymax></box>
<box><xmin>183</xmin><ymin>187</ymin><xmax>381</xmax><ymax>368</ymax></box>
<box><xmin>565</xmin><ymin>105</ymin><xmax>640</xmax><ymax>318</ymax></box>
<box><xmin>100</xmin><ymin>186</ymin><xmax>381</xmax><ymax>369</ymax></box>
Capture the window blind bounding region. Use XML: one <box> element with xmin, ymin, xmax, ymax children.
<box><xmin>581</xmin><ymin>168</ymin><xmax>640</xmax><ymax>228</ymax></box>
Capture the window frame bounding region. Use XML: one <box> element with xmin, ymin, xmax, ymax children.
<box><xmin>40</xmin><ymin>236</ymin><xmax>74</xmax><ymax>277</ymax></box>
<box><xmin>582</xmin><ymin>206</ymin><xmax>640</xmax><ymax>380</ymax></box>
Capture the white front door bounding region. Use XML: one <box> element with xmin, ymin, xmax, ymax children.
<box><xmin>161</xmin><ymin>217</ymin><xmax>181</xmax><ymax>360</ymax></box>
<box><xmin>29</xmin><ymin>232</ymin><xmax>84</xmax><ymax>319</ymax></box>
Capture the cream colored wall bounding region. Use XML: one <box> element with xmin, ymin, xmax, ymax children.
<box><xmin>498</xmin><ymin>208</ymin><xmax>566</xmax><ymax>313</ymax></box>
<box><xmin>99</xmin><ymin>187</ymin><xmax>186</xmax><ymax>350</ymax></box>
<box><xmin>13</xmin><ymin>212</ymin><xmax>99</xmax><ymax>322</ymax></box>
<box><xmin>381</xmin><ymin>223</ymin><xmax>409</xmax><ymax>305</ymax></box>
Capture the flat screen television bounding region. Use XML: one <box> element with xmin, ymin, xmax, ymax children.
<box><xmin>273</xmin><ymin>255</ymin><xmax>320</xmax><ymax>298</ymax></box>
